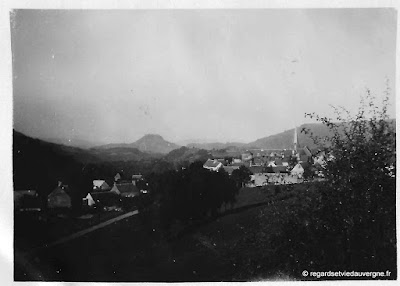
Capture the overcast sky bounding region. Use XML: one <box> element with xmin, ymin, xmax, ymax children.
<box><xmin>11</xmin><ymin>9</ymin><xmax>396</xmax><ymax>144</ymax></box>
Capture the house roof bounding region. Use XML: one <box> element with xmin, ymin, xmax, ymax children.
<box><xmin>298</xmin><ymin>147</ymin><xmax>312</xmax><ymax>157</ymax></box>
<box><xmin>223</xmin><ymin>166</ymin><xmax>240</xmax><ymax>175</ymax></box>
<box><xmin>249</xmin><ymin>165</ymin><xmax>264</xmax><ymax>174</ymax></box>
<box><xmin>203</xmin><ymin>159</ymin><xmax>223</xmax><ymax>168</ymax></box>
<box><xmin>93</xmin><ymin>180</ymin><xmax>107</xmax><ymax>188</ymax></box>
<box><xmin>132</xmin><ymin>174</ymin><xmax>143</xmax><ymax>180</ymax></box>
<box><xmin>275</xmin><ymin>158</ymin><xmax>283</xmax><ymax>165</ymax></box>
<box><xmin>300</xmin><ymin>161</ymin><xmax>310</xmax><ymax>169</ymax></box>
<box><xmin>283</xmin><ymin>150</ymin><xmax>292</xmax><ymax>157</ymax></box>
<box><xmin>116</xmin><ymin>183</ymin><xmax>139</xmax><ymax>193</ymax></box>
<box><xmin>231</xmin><ymin>162</ymin><xmax>244</xmax><ymax>167</ymax></box>
<box><xmin>272</xmin><ymin>166</ymin><xmax>288</xmax><ymax>173</ymax></box>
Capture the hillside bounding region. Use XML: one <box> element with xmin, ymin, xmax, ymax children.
<box><xmin>13</xmin><ymin>130</ymin><xmax>97</xmax><ymax>193</ymax></box>
<box><xmin>41</xmin><ymin>137</ymin><xmax>102</xmax><ymax>149</ymax></box>
<box><xmin>89</xmin><ymin>147</ymin><xmax>156</xmax><ymax>162</ymax></box>
<box><xmin>246</xmin><ymin>123</ymin><xmax>332</xmax><ymax>150</ymax></box>
<box><xmin>246</xmin><ymin>120</ymin><xmax>396</xmax><ymax>150</ymax></box>
<box><xmin>94</xmin><ymin>134</ymin><xmax>180</xmax><ymax>154</ymax></box>
<box><xmin>164</xmin><ymin>146</ymin><xmax>210</xmax><ymax>164</ymax></box>
<box><xmin>186</xmin><ymin>142</ymin><xmax>247</xmax><ymax>150</ymax></box>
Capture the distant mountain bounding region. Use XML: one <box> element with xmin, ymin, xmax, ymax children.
<box><xmin>94</xmin><ymin>134</ymin><xmax>180</xmax><ymax>154</ymax></box>
<box><xmin>246</xmin><ymin>123</ymin><xmax>332</xmax><ymax>150</ymax></box>
<box><xmin>186</xmin><ymin>142</ymin><xmax>247</xmax><ymax>150</ymax></box>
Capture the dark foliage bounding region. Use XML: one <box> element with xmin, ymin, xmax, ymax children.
<box><xmin>147</xmin><ymin>161</ymin><xmax>239</xmax><ymax>235</ymax></box>
<box><xmin>264</xmin><ymin>90</ymin><xmax>396</xmax><ymax>278</ymax></box>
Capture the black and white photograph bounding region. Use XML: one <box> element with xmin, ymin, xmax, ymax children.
<box><xmin>1</xmin><ymin>0</ymin><xmax>398</xmax><ymax>283</ymax></box>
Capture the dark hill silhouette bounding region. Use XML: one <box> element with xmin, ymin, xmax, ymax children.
<box><xmin>13</xmin><ymin>130</ymin><xmax>95</xmax><ymax>201</ymax></box>
<box><xmin>164</xmin><ymin>146</ymin><xmax>210</xmax><ymax>164</ymax></box>
<box><xmin>246</xmin><ymin>123</ymin><xmax>332</xmax><ymax>149</ymax></box>
<box><xmin>94</xmin><ymin>134</ymin><xmax>180</xmax><ymax>154</ymax></box>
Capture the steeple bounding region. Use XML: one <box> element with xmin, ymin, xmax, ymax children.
<box><xmin>293</xmin><ymin>126</ymin><xmax>298</xmax><ymax>151</ymax></box>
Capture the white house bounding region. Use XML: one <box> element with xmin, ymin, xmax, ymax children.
<box><xmin>203</xmin><ymin>159</ymin><xmax>223</xmax><ymax>172</ymax></box>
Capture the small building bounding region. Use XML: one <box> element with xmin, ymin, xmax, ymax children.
<box><xmin>203</xmin><ymin>159</ymin><xmax>223</xmax><ymax>172</ymax></box>
<box><xmin>47</xmin><ymin>182</ymin><xmax>72</xmax><ymax>209</ymax></box>
<box><xmin>114</xmin><ymin>173</ymin><xmax>122</xmax><ymax>182</ymax></box>
<box><xmin>111</xmin><ymin>183</ymin><xmax>140</xmax><ymax>198</ymax></box>
<box><xmin>93</xmin><ymin>180</ymin><xmax>111</xmax><ymax>191</ymax></box>
<box><xmin>82</xmin><ymin>193</ymin><xmax>96</xmax><ymax>207</ymax></box>
<box><xmin>14</xmin><ymin>190</ymin><xmax>41</xmax><ymax>212</ymax></box>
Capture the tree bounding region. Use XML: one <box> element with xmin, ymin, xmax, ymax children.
<box><xmin>302</xmin><ymin>88</ymin><xmax>396</xmax><ymax>271</ymax></box>
<box><xmin>231</xmin><ymin>166</ymin><xmax>253</xmax><ymax>188</ymax></box>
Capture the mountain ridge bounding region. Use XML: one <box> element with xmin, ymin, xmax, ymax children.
<box><xmin>93</xmin><ymin>134</ymin><xmax>180</xmax><ymax>154</ymax></box>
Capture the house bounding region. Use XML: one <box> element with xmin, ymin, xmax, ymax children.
<box><xmin>222</xmin><ymin>165</ymin><xmax>240</xmax><ymax>175</ymax></box>
<box><xmin>203</xmin><ymin>159</ymin><xmax>223</xmax><ymax>172</ymax></box>
<box><xmin>252</xmin><ymin>173</ymin><xmax>269</xmax><ymax>187</ymax></box>
<box><xmin>291</xmin><ymin>163</ymin><xmax>305</xmax><ymax>178</ymax></box>
<box><xmin>111</xmin><ymin>183</ymin><xmax>140</xmax><ymax>198</ymax></box>
<box><xmin>93</xmin><ymin>180</ymin><xmax>111</xmax><ymax>192</ymax></box>
<box><xmin>114</xmin><ymin>173</ymin><xmax>122</xmax><ymax>182</ymax></box>
<box><xmin>82</xmin><ymin>193</ymin><xmax>96</xmax><ymax>207</ymax></box>
<box><xmin>232</xmin><ymin>158</ymin><xmax>242</xmax><ymax>164</ymax></box>
<box><xmin>47</xmin><ymin>182</ymin><xmax>72</xmax><ymax>209</ymax></box>
<box><xmin>14</xmin><ymin>190</ymin><xmax>41</xmax><ymax>212</ymax></box>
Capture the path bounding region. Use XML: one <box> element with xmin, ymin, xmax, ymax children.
<box><xmin>28</xmin><ymin>209</ymin><xmax>139</xmax><ymax>254</ymax></box>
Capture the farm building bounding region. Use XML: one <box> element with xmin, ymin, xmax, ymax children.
<box><xmin>47</xmin><ymin>182</ymin><xmax>72</xmax><ymax>209</ymax></box>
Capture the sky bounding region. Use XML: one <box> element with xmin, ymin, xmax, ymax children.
<box><xmin>11</xmin><ymin>9</ymin><xmax>397</xmax><ymax>144</ymax></box>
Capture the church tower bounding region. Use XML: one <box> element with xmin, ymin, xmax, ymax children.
<box><xmin>293</xmin><ymin>126</ymin><xmax>298</xmax><ymax>152</ymax></box>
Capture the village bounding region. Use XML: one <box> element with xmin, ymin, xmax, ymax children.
<box><xmin>14</xmin><ymin>128</ymin><xmax>327</xmax><ymax>217</ymax></box>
